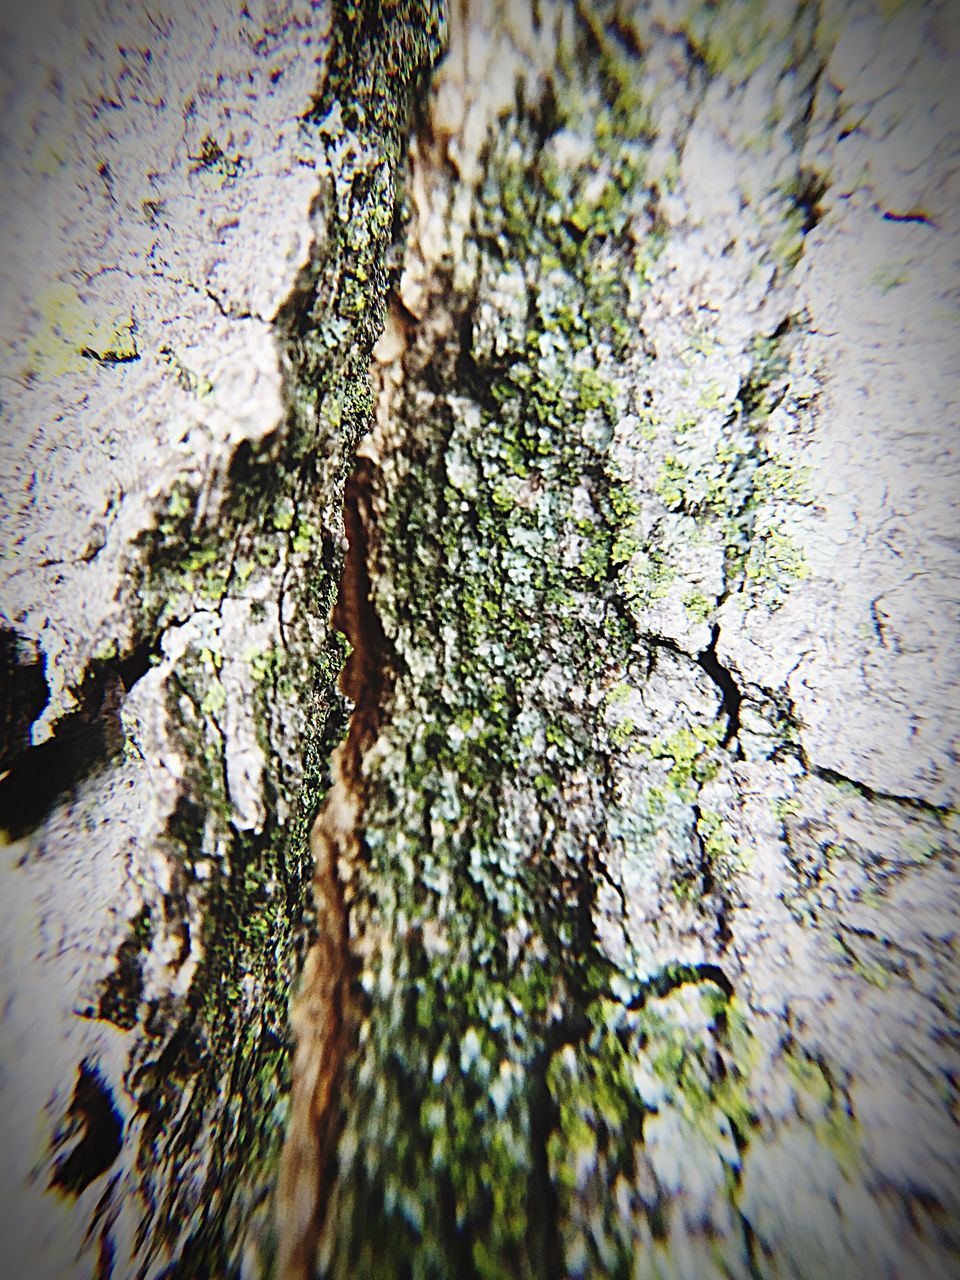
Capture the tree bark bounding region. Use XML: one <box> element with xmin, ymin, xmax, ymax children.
<box><xmin>0</xmin><ymin>2</ymin><xmax>441</xmax><ymax>1276</ymax></box>
<box><xmin>1</xmin><ymin>1</ymin><xmax>958</xmax><ymax>1278</ymax></box>
<box><xmin>282</xmin><ymin>1</ymin><xmax>960</xmax><ymax>1276</ymax></box>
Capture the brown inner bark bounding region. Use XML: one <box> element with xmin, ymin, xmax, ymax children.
<box><xmin>333</xmin><ymin>456</ymin><xmax>391</xmax><ymax>782</ymax></box>
<box><xmin>278</xmin><ymin>448</ymin><xmax>393</xmax><ymax>1279</ymax></box>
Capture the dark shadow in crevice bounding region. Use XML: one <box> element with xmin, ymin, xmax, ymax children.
<box><xmin>790</xmin><ymin>168</ymin><xmax>828</xmax><ymax>235</ymax></box>
<box><xmin>93</xmin><ymin>905</ymin><xmax>154</xmax><ymax>1031</ymax></box>
<box><xmin>626</xmin><ymin>960</ymin><xmax>734</xmax><ymax>1011</ymax></box>
<box><xmin>49</xmin><ymin>1060</ymin><xmax>123</xmax><ymax>1198</ymax></box>
<box><xmin>116</xmin><ymin>634</ymin><xmax>159</xmax><ymax>692</ymax></box>
<box><xmin>333</xmin><ymin>456</ymin><xmax>393</xmax><ymax>786</ymax></box>
<box><xmin>697</xmin><ymin>624</ymin><xmax>742</xmax><ymax>750</ymax></box>
<box><xmin>0</xmin><ymin>631</ymin><xmax>159</xmax><ymax>842</ymax></box>
<box><xmin>883</xmin><ymin>209</ymin><xmax>938</xmax><ymax>228</ymax></box>
<box><xmin>0</xmin><ymin>627</ymin><xmax>49</xmax><ymax>773</ymax></box>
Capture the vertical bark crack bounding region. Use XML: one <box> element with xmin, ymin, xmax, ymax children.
<box><xmin>333</xmin><ymin>458</ymin><xmax>391</xmax><ymax>783</ymax></box>
<box><xmin>278</xmin><ymin>446</ymin><xmax>393</xmax><ymax>1280</ymax></box>
<box><xmin>696</xmin><ymin>624</ymin><xmax>743</xmax><ymax>751</ymax></box>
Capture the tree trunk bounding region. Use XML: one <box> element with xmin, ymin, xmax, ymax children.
<box><xmin>2</xmin><ymin>1</ymin><xmax>958</xmax><ymax>1278</ymax></box>
<box><xmin>0</xmin><ymin>2</ymin><xmax>441</xmax><ymax>1276</ymax></box>
<box><xmin>280</xmin><ymin>2</ymin><xmax>960</xmax><ymax>1276</ymax></box>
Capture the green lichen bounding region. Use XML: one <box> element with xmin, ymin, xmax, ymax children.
<box><xmin>546</xmin><ymin>985</ymin><xmax>758</xmax><ymax>1274</ymax></box>
<box><xmin>91</xmin><ymin>636</ymin><xmax>119</xmax><ymax>662</ymax></box>
<box><xmin>869</xmin><ymin>261</ymin><xmax>909</xmax><ymax>293</ymax></box>
<box><xmin>743</xmin><ymin>522</ymin><xmax>810</xmax><ymax>604</ymax></box>
<box><xmin>772</xmin><ymin>793</ymin><xmax>801</xmax><ymax>820</ymax></box>
<box><xmin>695</xmin><ymin>807</ymin><xmax>741</xmax><ymax>886</ymax></box>
<box><xmin>317</xmin><ymin>11</ymin><xmax>770</xmax><ymax>1276</ymax></box>
<box><xmin>682</xmin><ymin>589</ymin><xmax>713</xmax><ymax>622</ymax></box>
<box><xmin>624</xmin><ymin>547</ymin><xmax>675</xmax><ymax>610</ymax></box>
<box><xmin>649</xmin><ymin>723</ymin><xmax>725</xmax><ymax>800</ymax></box>
<box><xmin>681</xmin><ymin>0</ymin><xmax>797</xmax><ymax>83</ymax></box>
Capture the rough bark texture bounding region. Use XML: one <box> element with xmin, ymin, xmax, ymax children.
<box><xmin>282</xmin><ymin>1</ymin><xmax>960</xmax><ymax>1277</ymax></box>
<box><xmin>0</xmin><ymin>2</ymin><xmax>442</xmax><ymax>1276</ymax></box>
<box><xmin>1</xmin><ymin>1</ymin><xmax>958</xmax><ymax>1279</ymax></box>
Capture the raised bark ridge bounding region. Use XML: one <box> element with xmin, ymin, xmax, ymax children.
<box><xmin>282</xmin><ymin>1</ymin><xmax>959</xmax><ymax>1277</ymax></box>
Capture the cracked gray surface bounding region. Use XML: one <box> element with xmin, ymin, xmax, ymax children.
<box><xmin>0</xmin><ymin>2</ymin><xmax>338</xmax><ymax>1276</ymax></box>
<box><xmin>0</xmin><ymin>0</ymin><xmax>329</xmax><ymax>735</ymax></box>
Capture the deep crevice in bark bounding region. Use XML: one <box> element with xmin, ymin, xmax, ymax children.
<box><xmin>0</xmin><ymin>626</ymin><xmax>49</xmax><ymax>772</ymax></box>
<box><xmin>0</xmin><ymin>667</ymin><xmax>124</xmax><ymax>842</ymax></box>
<box><xmin>279</xmin><ymin>443</ymin><xmax>397</xmax><ymax>1280</ymax></box>
<box><xmin>808</xmin><ymin>761</ymin><xmax>956</xmax><ymax>819</ymax></box>
<box><xmin>697</xmin><ymin>623</ymin><xmax>743</xmax><ymax>750</ymax></box>
<box><xmin>49</xmin><ymin>1060</ymin><xmax>124</xmax><ymax>1199</ymax></box>
<box><xmin>334</xmin><ymin>457</ymin><xmax>392</xmax><ymax>783</ymax></box>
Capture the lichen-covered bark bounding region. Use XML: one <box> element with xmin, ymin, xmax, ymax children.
<box><xmin>283</xmin><ymin>1</ymin><xmax>959</xmax><ymax>1277</ymax></box>
<box><xmin>0</xmin><ymin>2</ymin><xmax>441</xmax><ymax>1276</ymax></box>
<box><xmin>3</xmin><ymin>0</ymin><xmax>957</xmax><ymax>1277</ymax></box>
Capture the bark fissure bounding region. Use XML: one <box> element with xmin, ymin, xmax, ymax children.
<box><xmin>697</xmin><ymin>624</ymin><xmax>743</xmax><ymax>750</ymax></box>
<box><xmin>334</xmin><ymin>459</ymin><xmax>393</xmax><ymax>781</ymax></box>
<box><xmin>282</xmin><ymin>7</ymin><xmax>777</xmax><ymax>1273</ymax></box>
<box><xmin>285</xmin><ymin>451</ymin><xmax>396</xmax><ymax>1262</ymax></box>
